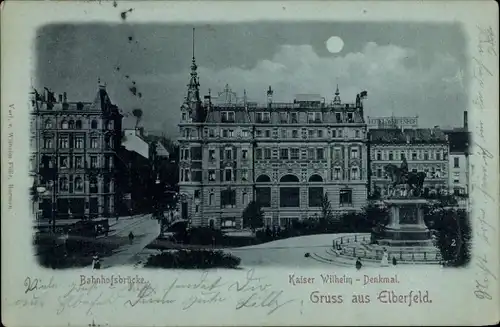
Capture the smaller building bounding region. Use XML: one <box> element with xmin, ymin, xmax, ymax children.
<box><xmin>368</xmin><ymin>128</ymin><xmax>449</xmax><ymax>198</ymax></box>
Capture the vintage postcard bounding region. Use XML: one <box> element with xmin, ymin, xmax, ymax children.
<box><xmin>1</xmin><ymin>1</ymin><xmax>499</xmax><ymax>326</ymax></box>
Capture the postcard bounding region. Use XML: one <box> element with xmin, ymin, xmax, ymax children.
<box><xmin>1</xmin><ymin>1</ymin><xmax>499</xmax><ymax>326</ymax></box>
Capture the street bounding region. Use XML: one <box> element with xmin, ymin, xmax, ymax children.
<box><xmin>99</xmin><ymin>214</ymin><xmax>161</xmax><ymax>268</ymax></box>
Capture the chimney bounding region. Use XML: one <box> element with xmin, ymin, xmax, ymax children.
<box><xmin>63</xmin><ymin>92</ymin><xmax>67</xmax><ymax>102</ymax></box>
<box><xmin>58</xmin><ymin>94</ymin><xmax>63</xmax><ymax>103</ymax></box>
<box><xmin>463</xmin><ymin>111</ymin><xmax>468</xmax><ymax>130</ymax></box>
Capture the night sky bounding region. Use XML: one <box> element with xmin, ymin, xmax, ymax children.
<box><xmin>36</xmin><ymin>22</ymin><xmax>468</xmax><ymax>136</ymax></box>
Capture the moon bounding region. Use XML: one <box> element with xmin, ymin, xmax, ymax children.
<box><xmin>326</xmin><ymin>36</ymin><xmax>344</xmax><ymax>54</ymax></box>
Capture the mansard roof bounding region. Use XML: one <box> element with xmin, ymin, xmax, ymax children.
<box><xmin>369</xmin><ymin>128</ymin><xmax>448</xmax><ymax>144</ymax></box>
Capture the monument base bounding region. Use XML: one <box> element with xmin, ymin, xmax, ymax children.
<box><xmin>376</xmin><ymin>198</ymin><xmax>433</xmax><ymax>247</ymax></box>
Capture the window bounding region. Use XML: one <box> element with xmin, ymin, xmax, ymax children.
<box><xmin>264</xmin><ymin>148</ymin><xmax>271</xmax><ymax>159</ymax></box>
<box><xmin>308</xmin><ymin>130</ymin><xmax>315</xmax><ymax>138</ymax></box>
<box><xmin>412</xmin><ymin>152</ymin><xmax>418</xmax><ymax>160</ymax></box>
<box><xmin>335</xmin><ymin>112</ymin><xmax>342</xmax><ymax>122</ymax></box>
<box><xmin>87</xmin><ymin>137</ymin><xmax>97</xmax><ymax>149</ymax></box>
<box><xmin>75</xmin><ymin>156</ymin><xmax>83</xmax><ymax>169</ymax></box>
<box><xmin>43</xmin><ymin>138</ymin><xmax>53</xmax><ymax>149</ymax></box>
<box><xmin>107</xmin><ymin>136</ymin><xmax>114</xmax><ymax>148</ymax></box>
<box><xmin>61</xmin><ymin>120</ymin><xmax>69</xmax><ymax>129</ymax></box>
<box><xmin>355</xmin><ymin>130</ymin><xmax>360</xmax><ymax>138</ymax></box>
<box><xmin>242</xmin><ymin>149</ymin><xmax>248</xmax><ymax>159</ymax></box>
<box><xmin>221</xmin><ymin>111</ymin><xmax>235</xmax><ymax>123</ymax></box>
<box><xmin>281</xmin><ymin>129</ymin><xmax>287</xmax><ymax>138</ymax></box>
<box><xmin>208</xmin><ymin>170</ymin><xmax>216</xmax><ymax>181</ymax></box>
<box><xmin>263</xmin><ymin>130</ymin><xmax>270</xmax><ymax>138</ymax></box>
<box><xmin>256</xmin><ymin>148</ymin><xmax>263</xmax><ymax>160</ymax></box>
<box><xmin>453</xmin><ymin>172</ymin><xmax>460</xmax><ymax>183</ymax></box>
<box><xmin>209</xmin><ymin>193</ymin><xmax>215</xmax><ymax>206</ymax></box>
<box><xmin>376</xmin><ymin>151</ymin><xmax>382</xmax><ymax>160</ymax></box>
<box><xmin>454</xmin><ymin>157</ymin><xmax>460</xmax><ymax>168</ymax></box>
<box><xmin>291</xmin><ymin>148</ymin><xmax>300</xmax><ymax>160</ymax></box>
<box><xmin>74</xmin><ymin>177</ymin><xmax>83</xmax><ymax>191</ymax></box>
<box><xmin>317</xmin><ymin>148</ymin><xmax>324</xmax><ymax>160</ymax></box>
<box><xmin>436</xmin><ymin>152</ymin><xmax>441</xmax><ymax>160</ymax></box>
<box><xmin>280</xmin><ymin>148</ymin><xmax>289</xmax><ymax>160</ymax></box>
<box><xmin>318</xmin><ymin>130</ymin><xmax>323</xmax><ymax>138</ymax></box>
<box><xmin>68</xmin><ymin>120</ymin><xmax>75</xmax><ymax>129</ymax></box>
<box><xmin>59</xmin><ymin>137</ymin><xmax>69</xmax><ymax>148</ymax></box>
<box><xmin>280</xmin><ymin>112</ymin><xmax>288</xmax><ymax>123</ymax></box>
<box><xmin>256</xmin><ymin>112</ymin><xmax>271</xmax><ymax>123</ymax></box>
<box><xmin>351</xmin><ymin>167</ymin><xmax>359</xmax><ymax>180</ymax></box>
<box><xmin>424</xmin><ymin>151</ymin><xmax>429</xmax><ymax>160</ymax></box>
<box><xmin>75</xmin><ymin>137</ymin><xmax>84</xmax><ymax>149</ymax></box>
<box><xmin>338</xmin><ymin>129</ymin><xmax>343</xmax><ymax>137</ymax></box>
<box><xmin>309</xmin><ymin>187</ymin><xmax>323</xmax><ymax>207</ymax></box>
<box><xmin>290</xmin><ymin>113</ymin><xmax>298</xmax><ymax>123</ymax></box>
<box><xmin>256</xmin><ymin>187</ymin><xmax>271</xmax><ymax>207</ymax></box>
<box><xmin>347</xmin><ymin>112</ymin><xmax>354</xmax><ymax>122</ymax></box>
<box><xmin>242</xmin><ymin>192</ymin><xmax>249</xmax><ymax>206</ymax></box>
<box><xmin>256</xmin><ymin>130</ymin><xmax>262</xmax><ymax>137</ymax></box>
<box><xmin>351</xmin><ymin>148</ymin><xmax>359</xmax><ymax>159</ymax></box>
<box><xmin>59</xmin><ymin>177</ymin><xmax>69</xmax><ymax>191</ymax></box>
<box><xmin>280</xmin><ymin>187</ymin><xmax>300</xmax><ymax>207</ymax></box>
<box><xmin>241</xmin><ymin>169</ymin><xmax>248</xmax><ymax>181</ymax></box>
<box><xmin>332</xmin><ymin>130</ymin><xmax>337</xmax><ymax>138</ymax></box>
<box><xmin>377</xmin><ymin>168</ymin><xmax>382</xmax><ymax>178</ymax></box>
<box><xmin>334</xmin><ymin>149</ymin><xmax>342</xmax><ymax>160</ymax></box>
<box><xmin>60</xmin><ymin>156</ymin><xmax>69</xmax><ymax>168</ymax></box>
<box><xmin>229</xmin><ymin>130</ymin><xmax>235</xmax><ymax>138</ymax></box>
<box><xmin>339</xmin><ymin>189</ymin><xmax>352</xmax><ymax>206</ymax></box>
<box><xmin>225</xmin><ymin>148</ymin><xmax>233</xmax><ymax>160</ymax></box>
<box><xmin>242</xmin><ymin>130</ymin><xmax>249</xmax><ymax>138</ymax></box>
<box><xmin>89</xmin><ymin>177</ymin><xmax>98</xmax><ymax>193</ymax></box>
<box><xmin>292</xmin><ymin>130</ymin><xmax>298</xmax><ymax>138</ymax></box>
<box><xmin>209</xmin><ymin>129</ymin><xmax>215</xmax><ymax>137</ymax></box>
<box><xmin>308</xmin><ymin>148</ymin><xmax>315</xmax><ymax>160</ymax></box>
<box><xmin>184</xmin><ymin>169</ymin><xmax>190</xmax><ymax>181</ymax></box>
<box><xmin>388</xmin><ymin>151</ymin><xmax>394</xmax><ymax>160</ymax></box>
<box><xmin>221</xmin><ymin>189</ymin><xmax>236</xmax><ymax>208</ymax></box>
<box><xmin>334</xmin><ymin>167</ymin><xmax>341</xmax><ymax>180</ymax></box>
<box><xmin>90</xmin><ymin>156</ymin><xmax>98</xmax><ymax>169</ymax></box>
<box><xmin>225</xmin><ymin>168</ymin><xmax>233</xmax><ymax>182</ymax></box>
<box><xmin>91</xmin><ymin>120</ymin><xmax>98</xmax><ymax>129</ymax></box>
<box><xmin>44</xmin><ymin>119</ymin><xmax>52</xmax><ymax>129</ymax></box>
<box><xmin>182</xmin><ymin>113</ymin><xmax>187</xmax><ymax>121</ymax></box>
<box><xmin>194</xmin><ymin>190</ymin><xmax>200</xmax><ymax>199</ymax></box>
<box><xmin>308</xmin><ymin>112</ymin><xmax>322</xmax><ymax>123</ymax></box>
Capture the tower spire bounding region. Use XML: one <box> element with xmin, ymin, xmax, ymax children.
<box><xmin>182</xmin><ymin>26</ymin><xmax>202</xmax><ymax>122</ymax></box>
<box><xmin>192</xmin><ymin>27</ymin><xmax>195</xmax><ymax>60</ymax></box>
<box><xmin>333</xmin><ymin>84</ymin><xmax>341</xmax><ymax>104</ymax></box>
<box><xmin>335</xmin><ymin>84</ymin><xmax>339</xmax><ymax>96</ymax></box>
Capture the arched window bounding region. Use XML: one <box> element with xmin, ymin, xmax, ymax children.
<box><xmin>68</xmin><ymin>120</ymin><xmax>75</xmax><ymax>129</ymax></box>
<box><xmin>44</xmin><ymin>119</ymin><xmax>52</xmax><ymax>129</ymax></box>
<box><xmin>351</xmin><ymin>167</ymin><xmax>359</xmax><ymax>180</ymax></box>
<box><xmin>280</xmin><ymin>174</ymin><xmax>299</xmax><ymax>183</ymax></box>
<box><xmin>91</xmin><ymin>120</ymin><xmax>98</xmax><ymax>129</ymax></box>
<box><xmin>308</xmin><ymin>174</ymin><xmax>323</xmax><ymax>182</ymax></box>
<box><xmin>209</xmin><ymin>193</ymin><xmax>214</xmax><ymax>206</ymax></box>
<box><xmin>61</xmin><ymin>120</ymin><xmax>69</xmax><ymax>129</ymax></box>
<box><xmin>74</xmin><ymin>177</ymin><xmax>83</xmax><ymax>191</ymax></box>
<box><xmin>242</xmin><ymin>192</ymin><xmax>248</xmax><ymax>206</ymax></box>
<box><xmin>75</xmin><ymin>120</ymin><xmax>82</xmax><ymax>129</ymax></box>
<box><xmin>256</xmin><ymin>175</ymin><xmax>271</xmax><ymax>183</ymax></box>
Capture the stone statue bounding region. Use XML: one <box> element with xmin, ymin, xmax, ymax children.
<box><xmin>384</xmin><ymin>157</ymin><xmax>426</xmax><ymax>197</ymax></box>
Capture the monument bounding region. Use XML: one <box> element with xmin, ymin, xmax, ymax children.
<box><xmin>377</xmin><ymin>157</ymin><xmax>433</xmax><ymax>246</ymax></box>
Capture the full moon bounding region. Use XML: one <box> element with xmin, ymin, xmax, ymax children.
<box><xmin>326</xmin><ymin>36</ymin><xmax>344</xmax><ymax>54</ymax></box>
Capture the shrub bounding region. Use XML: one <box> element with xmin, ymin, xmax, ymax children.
<box><xmin>188</xmin><ymin>227</ymin><xmax>224</xmax><ymax>245</ymax></box>
<box><xmin>144</xmin><ymin>250</ymin><xmax>241</xmax><ymax>269</ymax></box>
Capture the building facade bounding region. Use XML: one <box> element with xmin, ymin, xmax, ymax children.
<box><xmin>178</xmin><ymin>54</ymin><xmax>369</xmax><ymax>229</ymax></box>
<box><xmin>30</xmin><ymin>83</ymin><xmax>123</xmax><ymax>220</ymax></box>
<box><xmin>368</xmin><ymin>128</ymin><xmax>449</xmax><ymax>198</ymax></box>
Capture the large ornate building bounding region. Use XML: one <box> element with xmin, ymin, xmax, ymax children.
<box><xmin>368</xmin><ymin>128</ymin><xmax>449</xmax><ymax>198</ymax></box>
<box><xmin>178</xmin><ymin>53</ymin><xmax>369</xmax><ymax>229</ymax></box>
<box><xmin>30</xmin><ymin>82</ymin><xmax>123</xmax><ymax>220</ymax></box>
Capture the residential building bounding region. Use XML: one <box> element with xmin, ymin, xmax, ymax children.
<box><xmin>30</xmin><ymin>82</ymin><xmax>123</xmax><ymax>219</ymax></box>
<box><xmin>177</xmin><ymin>48</ymin><xmax>369</xmax><ymax>228</ymax></box>
<box><xmin>368</xmin><ymin>128</ymin><xmax>449</xmax><ymax>198</ymax></box>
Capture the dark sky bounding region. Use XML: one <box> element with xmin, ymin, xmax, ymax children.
<box><xmin>36</xmin><ymin>22</ymin><xmax>468</xmax><ymax>136</ymax></box>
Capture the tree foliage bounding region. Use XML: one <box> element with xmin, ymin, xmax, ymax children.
<box><xmin>242</xmin><ymin>200</ymin><xmax>264</xmax><ymax>231</ymax></box>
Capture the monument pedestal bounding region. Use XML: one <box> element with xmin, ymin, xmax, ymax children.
<box><xmin>378</xmin><ymin>198</ymin><xmax>433</xmax><ymax>247</ymax></box>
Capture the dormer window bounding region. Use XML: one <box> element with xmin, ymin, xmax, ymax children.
<box><xmin>347</xmin><ymin>112</ymin><xmax>354</xmax><ymax>122</ymax></box>
<box><xmin>290</xmin><ymin>112</ymin><xmax>298</xmax><ymax>123</ymax></box>
<box><xmin>221</xmin><ymin>111</ymin><xmax>235</xmax><ymax>123</ymax></box>
<box><xmin>256</xmin><ymin>112</ymin><xmax>271</xmax><ymax>123</ymax></box>
<box><xmin>182</xmin><ymin>113</ymin><xmax>187</xmax><ymax>121</ymax></box>
<box><xmin>335</xmin><ymin>112</ymin><xmax>342</xmax><ymax>122</ymax></box>
<box><xmin>279</xmin><ymin>112</ymin><xmax>288</xmax><ymax>123</ymax></box>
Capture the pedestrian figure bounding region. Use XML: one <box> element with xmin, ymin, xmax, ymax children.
<box><xmin>128</xmin><ymin>231</ymin><xmax>134</xmax><ymax>244</ymax></box>
<box><xmin>392</xmin><ymin>256</ymin><xmax>397</xmax><ymax>266</ymax></box>
<box><xmin>355</xmin><ymin>257</ymin><xmax>362</xmax><ymax>270</ymax></box>
<box><xmin>92</xmin><ymin>254</ymin><xmax>101</xmax><ymax>270</ymax></box>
